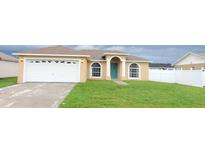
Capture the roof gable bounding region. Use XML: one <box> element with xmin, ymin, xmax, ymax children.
<box><xmin>195</xmin><ymin>52</ymin><xmax>205</xmax><ymax>58</ymax></box>
<box><xmin>174</xmin><ymin>52</ymin><xmax>205</xmax><ymax>65</ymax></box>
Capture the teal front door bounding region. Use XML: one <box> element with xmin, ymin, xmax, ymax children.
<box><xmin>111</xmin><ymin>63</ymin><xmax>118</xmax><ymax>79</ymax></box>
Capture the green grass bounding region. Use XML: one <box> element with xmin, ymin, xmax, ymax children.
<box><xmin>60</xmin><ymin>80</ymin><xmax>205</xmax><ymax>108</ymax></box>
<box><xmin>0</xmin><ymin>77</ymin><xmax>17</xmax><ymax>88</ymax></box>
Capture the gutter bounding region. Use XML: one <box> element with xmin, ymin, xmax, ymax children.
<box><xmin>126</xmin><ymin>60</ymin><xmax>152</xmax><ymax>63</ymax></box>
<box><xmin>103</xmin><ymin>53</ymin><xmax>129</xmax><ymax>56</ymax></box>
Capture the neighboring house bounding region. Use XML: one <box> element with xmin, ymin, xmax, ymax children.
<box><xmin>174</xmin><ymin>52</ymin><xmax>205</xmax><ymax>70</ymax></box>
<box><xmin>13</xmin><ymin>45</ymin><xmax>150</xmax><ymax>83</ymax></box>
<box><xmin>0</xmin><ymin>52</ymin><xmax>18</xmax><ymax>78</ymax></box>
<box><xmin>149</xmin><ymin>63</ymin><xmax>174</xmax><ymax>70</ymax></box>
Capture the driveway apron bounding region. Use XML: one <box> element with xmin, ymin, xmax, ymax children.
<box><xmin>0</xmin><ymin>83</ymin><xmax>75</xmax><ymax>108</ymax></box>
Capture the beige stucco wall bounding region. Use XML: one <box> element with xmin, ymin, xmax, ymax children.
<box><xmin>80</xmin><ymin>58</ymin><xmax>88</xmax><ymax>82</ymax></box>
<box><xmin>125</xmin><ymin>62</ymin><xmax>149</xmax><ymax>80</ymax></box>
<box><xmin>175</xmin><ymin>63</ymin><xmax>205</xmax><ymax>70</ymax></box>
<box><xmin>139</xmin><ymin>62</ymin><xmax>149</xmax><ymax>80</ymax></box>
<box><xmin>17</xmin><ymin>57</ymin><xmax>24</xmax><ymax>83</ymax></box>
<box><xmin>0</xmin><ymin>61</ymin><xmax>18</xmax><ymax>78</ymax></box>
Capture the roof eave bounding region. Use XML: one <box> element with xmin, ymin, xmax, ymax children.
<box><xmin>191</xmin><ymin>52</ymin><xmax>205</xmax><ymax>59</ymax></box>
<box><xmin>126</xmin><ymin>60</ymin><xmax>152</xmax><ymax>63</ymax></box>
<box><xmin>103</xmin><ymin>53</ymin><xmax>129</xmax><ymax>56</ymax></box>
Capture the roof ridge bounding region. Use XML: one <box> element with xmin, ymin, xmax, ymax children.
<box><xmin>78</xmin><ymin>49</ymin><xmax>125</xmax><ymax>53</ymax></box>
<box><xmin>18</xmin><ymin>45</ymin><xmax>69</xmax><ymax>53</ymax></box>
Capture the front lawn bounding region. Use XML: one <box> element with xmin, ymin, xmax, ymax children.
<box><xmin>59</xmin><ymin>80</ymin><xmax>205</xmax><ymax>108</ymax></box>
<box><xmin>0</xmin><ymin>77</ymin><xmax>17</xmax><ymax>88</ymax></box>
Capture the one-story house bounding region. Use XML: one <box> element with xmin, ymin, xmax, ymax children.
<box><xmin>0</xmin><ymin>52</ymin><xmax>18</xmax><ymax>78</ymax></box>
<box><xmin>174</xmin><ymin>52</ymin><xmax>205</xmax><ymax>70</ymax></box>
<box><xmin>13</xmin><ymin>45</ymin><xmax>150</xmax><ymax>83</ymax></box>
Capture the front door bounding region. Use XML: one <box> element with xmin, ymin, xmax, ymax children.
<box><xmin>111</xmin><ymin>63</ymin><xmax>118</xmax><ymax>79</ymax></box>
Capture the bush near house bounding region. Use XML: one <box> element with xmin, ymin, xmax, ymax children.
<box><xmin>60</xmin><ymin>80</ymin><xmax>205</xmax><ymax>108</ymax></box>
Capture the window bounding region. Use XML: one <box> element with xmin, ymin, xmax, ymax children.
<box><xmin>91</xmin><ymin>63</ymin><xmax>101</xmax><ymax>77</ymax></box>
<box><xmin>129</xmin><ymin>63</ymin><xmax>139</xmax><ymax>78</ymax></box>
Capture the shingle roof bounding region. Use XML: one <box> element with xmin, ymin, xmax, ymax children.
<box><xmin>0</xmin><ymin>52</ymin><xmax>18</xmax><ymax>62</ymax></box>
<box><xmin>194</xmin><ymin>52</ymin><xmax>205</xmax><ymax>58</ymax></box>
<box><xmin>173</xmin><ymin>51</ymin><xmax>205</xmax><ymax>65</ymax></box>
<box><xmin>17</xmin><ymin>45</ymin><xmax>81</xmax><ymax>55</ymax></box>
<box><xmin>15</xmin><ymin>45</ymin><xmax>150</xmax><ymax>62</ymax></box>
<box><xmin>126</xmin><ymin>55</ymin><xmax>150</xmax><ymax>61</ymax></box>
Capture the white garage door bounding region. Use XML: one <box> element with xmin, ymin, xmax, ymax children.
<box><xmin>24</xmin><ymin>59</ymin><xmax>80</xmax><ymax>82</ymax></box>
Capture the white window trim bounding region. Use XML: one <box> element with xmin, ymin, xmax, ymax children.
<box><xmin>128</xmin><ymin>63</ymin><xmax>141</xmax><ymax>80</ymax></box>
<box><xmin>90</xmin><ymin>62</ymin><xmax>102</xmax><ymax>79</ymax></box>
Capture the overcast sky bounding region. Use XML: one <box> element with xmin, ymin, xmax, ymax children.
<box><xmin>1</xmin><ymin>45</ymin><xmax>205</xmax><ymax>63</ymax></box>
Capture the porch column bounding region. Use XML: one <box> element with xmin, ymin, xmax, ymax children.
<box><xmin>122</xmin><ymin>60</ymin><xmax>126</xmax><ymax>80</ymax></box>
<box><xmin>106</xmin><ymin>58</ymin><xmax>111</xmax><ymax>80</ymax></box>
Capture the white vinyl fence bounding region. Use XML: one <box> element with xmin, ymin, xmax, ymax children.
<box><xmin>149</xmin><ymin>69</ymin><xmax>205</xmax><ymax>88</ymax></box>
<box><xmin>0</xmin><ymin>61</ymin><xmax>18</xmax><ymax>78</ymax></box>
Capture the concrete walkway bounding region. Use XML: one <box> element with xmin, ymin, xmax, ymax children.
<box><xmin>113</xmin><ymin>80</ymin><xmax>128</xmax><ymax>86</ymax></box>
<box><xmin>0</xmin><ymin>83</ymin><xmax>75</xmax><ymax>108</ymax></box>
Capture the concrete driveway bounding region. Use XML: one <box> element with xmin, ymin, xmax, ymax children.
<box><xmin>0</xmin><ymin>83</ymin><xmax>75</xmax><ymax>108</ymax></box>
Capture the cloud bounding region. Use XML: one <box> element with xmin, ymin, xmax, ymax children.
<box><xmin>2</xmin><ymin>45</ymin><xmax>205</xmax><ymax>64</ymax></box>
<box><xmin>104</xmin><ymin>46</ymin><xmax>127</xmax><ymax>51</ymax></box>
<box><xmin>74</xmin><ymin>45</ymin><xmax>97</xmax><ymax>50</ymax></box>
<box><xmin>72</xmin><ymin>45</ymin><xmax>187</xmax><ymax>63</ymax></box>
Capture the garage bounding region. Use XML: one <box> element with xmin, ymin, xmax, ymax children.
<box><xmin>24</xmin><ymin>59</ymin><xmax>80</xmax><ymax>82</ymax></box>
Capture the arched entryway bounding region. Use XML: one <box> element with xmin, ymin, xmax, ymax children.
<box><xmin>110</xmin><ymin>57</ymin><xmax>121</xmax><ymax>80</ymax></box>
